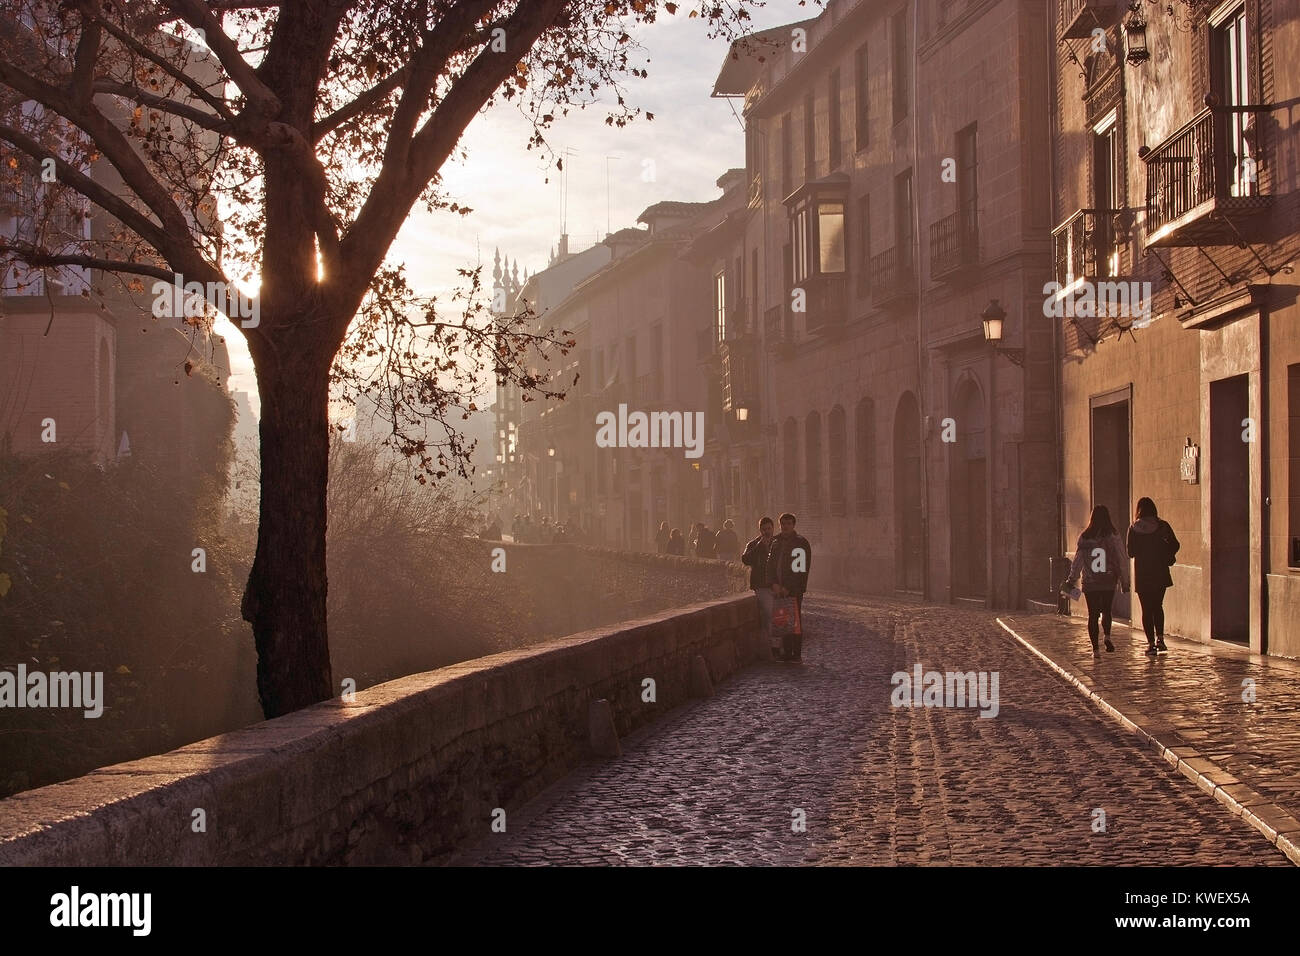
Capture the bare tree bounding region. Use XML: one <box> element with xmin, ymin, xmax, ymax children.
<box><xmin>0</xmin><ymin>0</ymin><xmax>756</xmax><ymax>716</ymax></box>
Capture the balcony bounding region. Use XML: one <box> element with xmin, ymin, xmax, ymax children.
<box><xmin>728</xmin><ymin>297</ymin><xmax>753</xmax><ymax>339</ymax></box>
<box><xmin>798</xmin><ymin>273</ymin><xmax>848</xmax><ymax>335</ymax></box>
<box><xmin>721</xmin><ymin>336</ymin><xmax>759</xmax><ymax>420</ymax></box>
<box><xmin>764</xmin><ymin>304</ymin><xmax>794</xmax><ymax>357</ymax></box>
<box><xmin>870</xmin><ymin>246</ymin><xmax>917</xmax><ymax>309</ymax></box>
<box><xmin>696</xmin><ymin>327</ymin><xmax>719</xmax><ymax>366</ymax></box>
<box><xmin>1143</xmin><ymin>107</ymin><xmax>1273</xmax><ymax>248</ymax></box>
<box><xmin>637</xmin><ymin>373</ymin><xmax>661</xmax><ymax>404</ymax></box>
<box><xmin>1058</xmin><ymin>0</ymin><xmax>1118</xmax><ymax>40</ymax></box>
<box><xmin>1052</xmin><ymin>207</ymin><xmax>1130</xmax><ymax>285</ymax></box>
<box><xmin>929</xmin><ymin>210</ymin><xmax>978</xmax><ymax>281</ymax></box>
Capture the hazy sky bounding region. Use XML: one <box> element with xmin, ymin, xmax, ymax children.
<box><xmin>220</xmin><ymin>2</ymin><xmax>813</xmax><ymax>416</ymax></box>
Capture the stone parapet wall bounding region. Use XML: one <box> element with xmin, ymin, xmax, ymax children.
<box><xmin>0</xmin><ymin>592</ymin><xmax>760</xmax><ymax>866</ymax></box>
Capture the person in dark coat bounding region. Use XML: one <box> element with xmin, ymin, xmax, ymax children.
<box><xmin>695</xmin><ymin>523</ymin><xmax>717</xmax><ymax>559</ymax></box>
<box><xmin>714</xmin><ymin>519</ymin><xmax>740</xmax><ymax>562</ymax></box>
<box><xmin>1063</xmin><ymin>504</ymin><xmax>1130</xmax><ymax>656</ymax></box>
<box><xmin>741</xmin><ymin>516</ymin><xmax>777</xmax><ymax>656</ymax></box>
<box><xmin>666</xmin><ymin>528</ymin><xmax>685</xmax><ymax>555</ymax></box>
<box><xmin>655</xmin><ymin>521</ymin><xmax>670</xmax><ymax>554</ymax></box>
<box><xmin>768</xmin><ymin>512</ymin><xmax>812</xmax><ymax>661</ymax></box>
<box><xmin>1127</xmin><ymin>496</ymin><xmax>1180</xmax><ymax>655</ymax></box>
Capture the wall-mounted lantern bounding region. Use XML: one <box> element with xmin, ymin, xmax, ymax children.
<box><xmin>982</xmin><ymin>299</ymin><xmax>1025</xmax><ymax>367</ymax></box>
<box><xmin>1124</xmin><ymin>2</ymin><xmax>1150</xmax><ymax>65</ymax></box>
<box><xmin>735</xmin><ymin>407</ymin><xmax>749</xmax><ymax>422</ymax></box>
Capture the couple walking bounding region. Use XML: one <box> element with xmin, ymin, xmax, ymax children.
<box><xmin>740</xmin><ymin>513</ymin><xmax>812</xmax><ymax>662</ymax></box>
<box><xmin>1062</xmin><ymin>497</ymin><xmax>1180</xmax><ymax>657</ymax></box>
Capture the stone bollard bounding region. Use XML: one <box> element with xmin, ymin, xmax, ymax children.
<box><xmin>689</xmin><ymin>654</ymin><xmax>714</xmax><ymax>698</ymax></box>
<box><xmin>588</xmin><ymin>698</ymin><xmax>621</xmax><ymax>758</ymax></box>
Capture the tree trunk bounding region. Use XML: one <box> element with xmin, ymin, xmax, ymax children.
<box><xmin>242</xmin><ymin>337</ymin><xmax>335</xmax><ymax>718</ymax></box>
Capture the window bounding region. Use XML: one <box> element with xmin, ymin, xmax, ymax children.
<box><xmin>892</xmin><ymin>9</ymin><xmax>910</xmax><ymax>124</ymax></box>
<box><xmin>819</xmin><ymin>202</ymin><xmax>846</xmax><ymax>273</ymax></box>
<box><xmin>625</xmin><ymin>334</ymin><xmax>637</xmax><ymax>380</ymax></box>
<box><xmin>804</xmin><ymin>92</ymin><xmax>816</xmax><ymax>181</ymax></box>
<box><xmin>854</xmin><ymin>44</ymin><xmax>869</xmax><ymax>150</ymax></box>
<box><xmin>1213</xmin><ymin>4</ymin><xmax>1254</xmax><ymax>197</ymax></box>
<box><xmin>856</xmin><ymin>194</ymin><xmax>871</xmax><ymax>296</ymax></box>
<box><xmin>895</xmin><ymin>168</ymin><xmax>915</xmax><ymax>270</ymax></box>
<box><xmin>856</xmin><ymin>397</ymin><xmax>876</xmax><ymax>513</ymax></box>
<box><xmin>806</xmin><ymin>411</ymin><xmax>823</xmax><ymax>507</ymax></box>
<box><xmin>750</xmin><ymin>247</ymin><xmax>759</xmax><ymax>315</ymax></box>
<box><xmin>828</xmin><ymin>69</ymin><xmax>842</xmax><ymax>169</ymax></box>
<box><xmin>957</xmin><ymin>122</ymin><xmax>978</xmax><ymax>244</ymax></box>
<box><xmin>781</xmin><ymin>112</ymin><xmax>793</xmax><ymax>197</ymax></box>
<box><xmin>714</xmin><ymin>270</ymin><xmax>727</xmax><ymax>342</ymax></box>
<box><xmin>791</xmin><ymin>192</ymin><xmax>848</xmax><ymax>284</ymax></box>
<box><xmin>1092</xmin><ymin>111</ymin><xmax>1121</xmax><ymax>276</ymax></box>
<box><xmin>829</xmin><ymin>405</ymin><xmax>847</xmax><ymax>514</ymax></box>
<box><xmin>783</xmin><ymin>418</ymin><xmax>800</xmax><ymax>505</ymax></box>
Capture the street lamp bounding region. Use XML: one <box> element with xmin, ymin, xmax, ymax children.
<box><xmin>1124</xmin><ymin>2</ymin><xmax>1150</xmax><ymax>66</ymax></box>
<box><xmin>982</xmin><ymin>299</ymin><xmax>1025</xmax><ymax>367</ymax></box>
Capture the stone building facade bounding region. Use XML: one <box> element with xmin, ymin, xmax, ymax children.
<box><xmin>712</xmin><ymin>0</ymin><xmax>1057</xmax><ymax>606</ymax></box>
<box><xmin>1051</xmin><ymin>0</ymin><xmax>1300</xmax><ymax>655</ymax></box>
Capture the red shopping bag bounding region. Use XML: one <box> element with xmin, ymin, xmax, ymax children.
<box><xmin>771</xmin><ymin>596</ymin><xmax>801</xmax><ymax>636</ymax></box>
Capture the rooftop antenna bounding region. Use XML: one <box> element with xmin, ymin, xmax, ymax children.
<box><xmin>560</xmin><ymin>146</ymin><xmax>578</xmax><ymax>235</ymax></box>
<box><xmin>605</xmin><ymin>155</ymin><xmax>620</xmax><ymax>237</ymax></box>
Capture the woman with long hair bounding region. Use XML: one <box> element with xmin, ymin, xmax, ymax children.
<box><xmin>1062</xmin><ymin>505</ymin><xmax>1131</xmax><ymax>656</ymax></box>
<box><xmin>1127</xmin><ymin>497</ymin><xmax>1180</xmax><ymax>655</ymax></box>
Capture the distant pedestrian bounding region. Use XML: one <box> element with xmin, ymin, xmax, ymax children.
<box><xmin>666</xmin><ymin>528</ymin><xmax>685</xmax><ymax>555</ymax></box>
<box><xmin>742</xmin><ymin>516</ymin><xmax>777</xmax><ymax>657</ymax></box>
<box><xmin>715</xmin><ymin>519</ymin><xmax>740</xmax><ymax>562</ymax></box>
<box><xmin>768</xmin><ymin>512</ymin><xmax>812</xmax><ymax>661</ymax></box>
<box><xmin>1127</xmin><ymin>497</ymin><xmax>1180</xmax><ymax>656</ymax></box>
<box><xmin>1062</xmin><ymin>505</ymin><xmax>1130</xmax><ymax>656</ymax></box>
<box><xmin>695</xmin><ymin>523</ymin><xmax>717</xmax><ymax>559</ymax></box>
<box><xmin>655</xmin><ymin>521</ymin><xmax>670</xmax><ymax>554</ymax></box>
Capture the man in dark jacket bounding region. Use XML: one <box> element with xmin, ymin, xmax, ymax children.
<box><xmin>768</xmin><ymin>512</ymin><xmax>812</xmax><ymax>661</ymax></box>
<box><xmin>714</xmin><ymin>519</ymin><xmax>741</xmax><ymax>562</ymax></box>
<box><xmin>1127</xmin><ymin>497</ymin><xmax>1180</xmax><ymax>654</ymax></box>
<box><xmin>695</xmin><ymin>523</ymin><xmax>717</xmax><ymax>559</ymax></box>
<box><xmin>741</xmin><ymin>516</ymin><xmax>776</xmax><ymax>656</ymax></box>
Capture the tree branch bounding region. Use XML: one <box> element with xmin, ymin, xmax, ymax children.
<box><xmin>0</xmin><ymin>242</ymin><xmax>175</xmax><ymax>283</ymax></box>
<box><xmin>91</xmin><ymin>80</ymin><xmax>232</xmax><ymax>134</ymax></box>
<box><xmin>158</xmin><ymin>0</ymin><xmax>282</xmax><ymax>119</ymax></box>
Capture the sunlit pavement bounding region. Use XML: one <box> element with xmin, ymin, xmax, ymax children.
<box><xmin>449</xmin><ymin>595</ymin><xmax>1290</xmax><ymax>865</ymax></box>
<box><xmin>1000</xmin><ymin>611</ymin><xmax>1300</xmax><ymax>864</ymax></box>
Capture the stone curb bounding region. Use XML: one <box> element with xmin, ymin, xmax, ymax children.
<box><xmin>996</xmin><ymin>617</ymin><xmax>1300</xmax><ymax>867</ymax></box>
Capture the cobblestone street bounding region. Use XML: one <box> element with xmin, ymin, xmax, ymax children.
<box><xmin>452</xmin><ymin>595</ymin><xmax>1289</xmax><ymax>866</ymax></box>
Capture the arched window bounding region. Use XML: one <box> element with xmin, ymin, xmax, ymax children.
<box><xmin>783</xmin><ymin>417</ymin><xmax>799</xmax><ymax>506</ymax></box>
<box><xmin>829</xmin><ymin>405</ymin><xmax>847</xmax><ymax>514</ymax></box>
<box><xmin>806</xmin><ymin>410</ymin><xmax>822</xmax><ymax>508</ymax></box>
<box><xmin>856</xmin><ymin>397</ymin><xmax>875</xmax><ymax>513</ymax></box>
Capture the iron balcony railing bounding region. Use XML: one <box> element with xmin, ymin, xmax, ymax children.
<box><xmin>1059</xmin><ymin>0</ymin><xmax>1117</xmax><ymax>39</ymax></box>
<box><xmin>1051</xmin><ymin>208</ymin><xmax>1125</xmax><ymax>286</ymax></box>
<box><xmin>929</xmin><ymin>210</ymin><xmax>978</xmax><ymax>279</ymax></box>
<box><xmin>870</xmin><ymin>245</ymin><xmax>916</xmax><ymax>306</ymax></box>
<box><xmin>1143</xmin><ymin>106</ymin><xmax>1267</xmax><ymax>238</ymax></box>
<box><xmin>801</xmin><ymin>273</ymin><xmax>847</xmax><ymax>334</ymax></box>
<box><xmin>765</xmin><ymin>303</ymin><xmax>792</xmax><ymax>349</ymax></box>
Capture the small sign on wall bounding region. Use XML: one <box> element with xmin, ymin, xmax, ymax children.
<box><xmin>1180</xmin><ymin>437</ymin><xmax>1200</xmax><ymax>484</ymax></box>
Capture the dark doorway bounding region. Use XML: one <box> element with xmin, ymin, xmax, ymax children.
<box><xmin>950</xmin><ymin>380</ymin><xmax>988</xmax><ymax>598</ymax></box>
<box><xmin>1091</xmin><ymin>390</ymin><xmax>1131</xmax><ymax>620</ymax></box>
<box><xmin>895</xmin><ymin>392</ymin><xmax>923</xmax><ymax>591</ymax></box>
<box><xmin>1211</xmin><ymin>374</ymin><xmax>1250</xmax><ymax>644</ymax></box>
